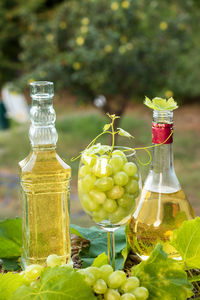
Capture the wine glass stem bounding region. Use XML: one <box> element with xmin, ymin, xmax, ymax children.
<box><xmin>107</xmin><ymin>231</ymin><xmax>115</xmax><ymax>270</ymax></box>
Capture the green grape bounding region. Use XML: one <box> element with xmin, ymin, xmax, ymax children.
<box><xmin>123</xmin><ymin>162</ymin><xmax>137</xmax><ymax>177</ymax></box>
<box><xmin>46</xmin><ymin>254</ymin><xmax>63</xmax><ymax>267</ymax></box>
<box><xmin>93</xmin><ymin>279</ymin><xmax>107</xmax><ymax>294</ymax></box>
<box><xmin>78</xmin><ymin>269</ymin><xmax>96</xmax><ymax>286</ymax></box>
<box><xmin>114</xmin><ymin>172</ymin><xmax>129</xmax><ymax>186</ymax></box>
<box><xmin>81</xmin><ymin>174</ymin><xmax>96</xmax><ymax>192</ymax></box>
<box><xmin>117</xmin><ymin>194</ymin><xmax>133</xmax><ymax>208</ymax></box>
<box><xmin>109</xmin><ymin>207</ymin><xmax>127</xmax><ymax>224</ymax></box>
<box><xmin>121</xmin><ymin>293</ymin><xmax>136</xmax><ymax>300</ymax></box>
<box><xmin>100</xmin><ymin>265</ymin><xmax>113</xmax><ymax>282</ymax></box>
<box><xmin>79</xmin><ymin>165</ymin><xmax>90</xmax><ymax>177</ymax></box>
<box><xmin>24</xmin><ymin>264</ymin><xmax>44</xmax><ymax>281</ymax></box>
<box><xmin>125</xmin><ymin>180</ymin><xmax>139</xmax><ymax>194</ymax></box>
<box><xmin>133</xmin><ymin>173</ymin><xmax>139</xmax><ymax>181</ymax></box>
<box><xmin>104</xmin><ymin>289</ymin><xmax>121</xmax><ymax>300</ymax></box>
<box><xmin>110</xmin><ymin>155</ymin><xmax>124</xmax><ymax>174</ymax></box>
<box><xmin>89</xmin><ymin>189</ymin><xmax>106</xmax><ymax>204</ymax></box>
<box><xmin>121</xmin><ymin>277</ymin><xmax>140</xmax><ymax>292</ymax></box>
<box><xmin>112</xmin><ymin>150</ymin><xmax>127</xmax><ymax>163</ymax></box>
<box><xmin>81</xmin><ymin>153</ymin><xmax>97</xmax><ymax>166</ymax></box>
<box><xmin>81</xmin><ymin>194</ymin><xmax>100</xmax><ymax>212</ymax></box>
<box><xmin>93</xmin><ymin>158</ymin><xmax>112</xmax><ymax>177</ymax></box>
<box><xmin>93</xmin><ymin>208</ymin><xmax>108</xmax><ymax>222</ymax></box>
<box><xmin>107</xmin><ymin>270</ymin><xmax>126</xmax><ymax>289</ymax></box>
<box><xmin>85</xmin><ymin>267</ymin><xmax>102</xmax><ymax>280</ymax></box>
<box><xmin>107</xmin><ymin>186</ymin><xmax>124</xmax><ymax>200</ymax></box>
<box><xmin>132</xmin><ymin>287</ymin><xmax>149</xmax><ymax>300</ymax></box>
<box><xmin>95</xmin><ymin>177</ymin><xmax>114</xmax><ymax>192</ymax></box>
<box><xmin>104</xmin><ymin>199</ymin><xmax>118</xmax><ymax>213</ymax></box>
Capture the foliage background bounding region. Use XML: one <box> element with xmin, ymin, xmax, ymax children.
<box><xmin>1</xmin><ymin>0</ymin><xmax>200</xmax><ymax>108</ymax></box>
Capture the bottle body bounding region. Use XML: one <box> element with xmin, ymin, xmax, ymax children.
<box><xmin>20</xmin><ymin>82</ymin><xmax>71</xmax><ymax>268</ymax></box>
<box><xmin>127</xmin><ymin>110</ymin><xmax>194</xmax><ymax>260</ymax></box>
<box><xmin>20</xmin><ymin>147</ymin><xmax>71</xmax><ymax>266</ymax></box>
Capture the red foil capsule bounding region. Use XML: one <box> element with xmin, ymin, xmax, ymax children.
<box><xmin>152</xmin><ymin>122</ymin><xmax>173</xmax><ymax>144</ymax></box>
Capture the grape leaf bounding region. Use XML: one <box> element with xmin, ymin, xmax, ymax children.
<box><xmin>71</xmin><ymin>225</ymin><xmax>126</xmax><ymax>269</ymax></box>
<box><xmin>144</xmin><ymin>96</ymin><xmax>178</xmax><ymax>111</ymax></box>
<box><xmin>188</xmin><ymin>274</ymin><xmax>200</xmax><ymax>283</ymax></box>
<box><xmin>92</xmin><ymin>252</ymin><xmax>108</xmax><ymax>267</ymax></box>
<box><xmin>12</xmin><ymin>267</ymin><xmax>97</xmax><ymax>300</ymax></box>
<box><xmin>0</xmin><ymin>272</ymin><xmax>27</xmax><ymax>300</ymax></box>
<box><xmin>0</xmin><ymin>218</ymin><xmax>22</xmax><ymax>258</ymax></box>
<box><xmin>170</xmin><ymin>217</ymin><xmax>200</xmax><ymax>269</ymax></box>
<box><xmin>2</xmin><ymin>258</ymin><xmax>20</xmax><ymax>271</ymax></box>
<box><xmin>132</xmin><ymin>244</ymin><xmax>193</xmax><ymax>300</ymax></box>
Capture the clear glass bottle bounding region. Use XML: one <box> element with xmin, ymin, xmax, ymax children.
<box><xmin>127</xmin><ymin>110</ymin><xmax>195</xmax><ymax>260</ymax></box>
<box><xmin>19</xmin><ymin>81</ymin><xmax>71</xmax><ymax>268</ymax></box>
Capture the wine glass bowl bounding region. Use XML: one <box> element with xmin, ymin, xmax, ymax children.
<box><xmin>78</xmin><ymin>145</ymin><xmax>142</xmax><ymax>229</ymax></box>
<box><xmin>78</xmin><ymin>145</ymin><xmax>141</xmax><ymax>268</ymax></box>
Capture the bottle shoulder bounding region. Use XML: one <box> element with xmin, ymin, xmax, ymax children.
<box><xmin>144</xmin><ymin>169</ymin><xmax>181</xmax><ymax>193</ymax></box>
<box><xmin>20</xmin><ymin>150</ymin><xmax>71</xmax><ymax>175</ymax></box>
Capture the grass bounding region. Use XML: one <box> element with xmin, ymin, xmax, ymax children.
<box><xmin>0</xmin><ymin>107</ymin><xmax>199</xmax><ymax>223</ymax></box>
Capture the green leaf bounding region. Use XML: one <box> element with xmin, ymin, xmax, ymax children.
<box><xmin>0</xmin><ymin>272</ymin><xmax>26</xmax><ymax>300</ymax></box>
<box><xmin>117</xmin><ymin>128</ymin><xmax>134</xmax><ymax>138</ymax></box>
<box><xmin>71</xmin><ymin>225</ymin><xmax>126</xmax><ymax>270</ymax></box>
<box><xmin>132</xmin><ymin>244</ymin><xmax>193</xmax><ymax>300</ymax></box>
<box><xmin>12</xmin><ymin>267</ymin><xmax>97</xmax><ymax>300</ymax></box>
<box><xmin>2</xmin><ymin>258</ymin><xmax>20</xmax><ymax>271</ymax></box>
<box><xmin>92</xmin><ymin>252</ymin><xmax>108</xmax><ymax>267</ymax></box>
<box><xmin>144</xmin><ymin>96</ymin><xmax>178</xmax><ymax>111</ymax></box>
<box><xmin>170</xmin><ymin>217</ymin><xmax>200</xmax><ymax>269</ymax></box>
<box><xmin>103</xmin><ymin>123</ymin><xmax>111</xmax><ymax>131</ymax></box>
<box><xmin>0</xmin><ymin>218</ymin><xmax>22</xmax><ymax>258</ymax></box>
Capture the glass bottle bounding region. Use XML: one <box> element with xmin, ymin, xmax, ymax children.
<box><xmin>127</xmin><ymin>110</ymin><xmax>195</xmax><ymax>260</ymax></box>
<box><xmin>19</xmin><ymin>81</ymin><xmax>71</xmax><ymax>268</ymax></box>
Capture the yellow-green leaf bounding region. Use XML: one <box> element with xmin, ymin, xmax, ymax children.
<box><xmin>170</xmin><ymin>217</ymin><xmax>200</xmax><ymax>269</ymax></box>
<box><xmin>144</xmin><ymin>96</ymin><xmax>178</xmax><ymax>111</ymax></box>
<box><xmin>0</xmin><ymin>272</ymin><xmax>27</xmax><ymax>300</ymax></box>
<box><xmin>12</xmin><ymin>267</ymin><xmax>96</xmax><ymax>300</ymax></box>
<box><xmin>92</xmin><ymin>252</ymin><xmax>108</xmax><ymax>267</ymax></box>
<box><xmin>132</xmin><ymin>244</ymin><xmax>193</xmax><ymax>300</ymax></box>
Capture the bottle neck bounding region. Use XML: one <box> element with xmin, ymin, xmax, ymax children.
<box><xmin>144</xmin><ymin>110</ymin><xmax>181</xmax><ymax>193</ymax></box>
<box><xmin>29</xmin><ymin>97</ymin><xmax>58</xmax><ymax>149</ymax></box>
<box><xmin>151</xmin><ymin>143</ymin><xmax>174</xmax><ymax>172</ymax></box>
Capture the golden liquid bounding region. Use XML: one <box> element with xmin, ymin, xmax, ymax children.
<box><xmin>127</xmin><ymin>189</ymin><xmax>195</xmax><ymax>259</ymax></box>
<box><xmin>19</xmin><ymin>146</ymin><xmax>71</xmax><ymax>267</ymax></box>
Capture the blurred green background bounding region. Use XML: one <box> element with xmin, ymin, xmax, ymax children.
<box><xmin>0</xmin><ymin>0</ymin><xmax>199</xmax><ymax>225</ymax></box>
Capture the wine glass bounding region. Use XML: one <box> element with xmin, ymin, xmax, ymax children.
<box><xmin>78</xmin><ymin>146</ymin><xmax>142</xmax><ymax>269</ymax></box>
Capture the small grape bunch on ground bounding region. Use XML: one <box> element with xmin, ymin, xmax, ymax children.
<box><xmin>78</xmin><ymin>265</ymin><xmax>149</xmax><ymax>300</ymax></box>
<box><xmin>78</xmin><ymin>144</ymin><xmax>140</xmax><ymax>226</ymax></box>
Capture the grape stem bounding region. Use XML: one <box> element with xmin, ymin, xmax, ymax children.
<box><xmin>71</xmin><ymin>113</ymin><xmax>173</xmax><ymax>166</ymax></box>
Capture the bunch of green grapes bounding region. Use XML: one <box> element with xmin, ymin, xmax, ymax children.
<box><xmin>78</xmin><ymin>146</ymin><xmax>140</xmax><ymax>225</ymax></box>
<box><xmin>21</xmin><ymin>256</ymin><xmax>149</xmax><ymax>300</ymax></box>
<box><xmin>78</xmin><ymin>265</ymin><xmax>149</xmax><ymax>300</ymax></box>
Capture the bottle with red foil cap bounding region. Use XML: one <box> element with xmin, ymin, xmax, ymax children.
<box><xmin>127</xmin><ymin>109</ymin><xmax>194</xmax><ymax>260</ymax></box>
